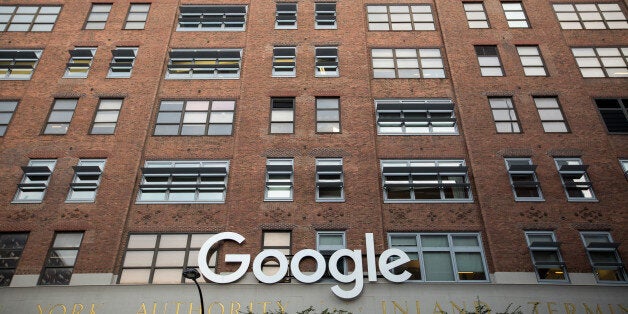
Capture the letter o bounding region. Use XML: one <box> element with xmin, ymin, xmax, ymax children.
<box><xmin>290</xmin><ymin>249</ymin><xmax>326</xmax><ymax>283</ymax></box>
<box><xmin>252</xmin><ymin>249</ymin><xmax>289</xmax><ymax>284</ymax></box>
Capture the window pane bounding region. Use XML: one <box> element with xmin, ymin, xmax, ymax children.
<box><xmin>424</xmin><ymin>252</ymin><xmax>454</xmax><ymax>281</ymax></box>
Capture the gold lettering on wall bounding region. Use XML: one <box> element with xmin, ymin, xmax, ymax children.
<box><xmin>433</xmin><ymin>302</ymin><xmax>445</xmax><ymax>314</ymax></box>
<box><xmin>584</xmin><ymin>304</ymin><xmax>604</xmax><ymax>314</ymax></box>
<box><xmin>230</xmin><ymin>302</ymin><xmax>241</xmax><ymax>314</ymax></box>
<box><xmin>564</xmin><ymin>303</ymin><xmax>577</xmax><ymax>314</ymax></box>
<box><xmin>208</xmin><ymin>302</ymin><xmax>225</xmax><ymax>314</ymax></box>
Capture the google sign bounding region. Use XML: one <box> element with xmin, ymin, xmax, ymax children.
<box><xmin>198</xmin><ymin>232</ymin><xmax>412</xmax><ymax>300</ymax></box>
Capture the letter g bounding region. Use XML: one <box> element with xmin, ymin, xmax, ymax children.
<box><xmin>198</xmin><ymin>232</ymin><xmax>250</xmax><ymax>283</ymax></box>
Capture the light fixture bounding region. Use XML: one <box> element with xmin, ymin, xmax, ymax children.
<box><xmin>183</xmin><ymin>268</ymin><xmax>204</xmax><ymax>314</ymax></box>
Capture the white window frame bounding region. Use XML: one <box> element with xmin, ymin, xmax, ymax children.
<box><xmin>317</xmin><ymin>231</ymin><xmax>346</xmax><ymax>277</ymax></box>
<box><xmin>107</xmin><ymin>47</ymin><xmax>138</xmax><ymax>78</ymax></box>
<box><xmin>265</xmin><ymin>158</ymin><xmax>294</xmax><ymax>201</ymax></box>
<box><xmin>489</xmin><ymin>97</ymin><xmax>521</xmax><ymax>133</ymax></box>
<box><xmin>43</xmin><ymin>99</ymin><xmax>78</xmax><ymax>135</ymax></box>
<box><xmin>119</xmin><ymin>233</ymin><xmax>217</xmax><ymax>284</ymax></box>
<box><xmin>516</xmin><ymin>46</ymin><xmax>547</xmax><ymax>76</ymax></box>
<box><xmin>0</xmin><ymin>100</ymin><xmax>18</xmax><ymax>136</ymax></box>
<box><xmin>463</xmin><ymin>2</ymin><xmax>490</xmax><ymax>28</ymax></box>
<box><xmin>475</xmin><ymin>45</ymin><xmax>504</xmax><ymax>77</ymax></box>
<box><xmin>272</xmin><ymin>47</ymin><xmax>296</xmax><ymax>77</ymax></box>
<box><xmin>554</xmin><ymin>157</ymin><xmax>596</xmax><ymax>201</ymax></box>
<box><xmin>367</xmin><ymin>5</ymin><xmax>435</xmax><ymax>31</ymax></box>
<box><xmin>177</xmin><ymin>5</ymin><xmax>247</xmax><ymax>31</ymax></box>
<box><xmin>315</xmin><ymin>3</ymin><xmax>336</xmax><ymax>29</ymax></box>
<box><xmin>0</xmin><ymin>233</ymin><xmax>28</xmax><ymax>287</ymax></box>
<box><xmin>84</xmin><ymin>3</ymin><xmax>112</xmax><ymax>30</ymax></box>
<box><xmin>0</xmin><ymin>5</ymin><xmax>61</xmax><ymax>32</ymax></box>
<box><xmin>90</xmin><ymin>98</ymin><xmax>123</xmax><ymax>135</ymax></box>
<box><xmin>620</xmin><ymin>159</ymin><xmax>628</xmax><ymax>179</ymax></box>
<box><xmin>13</xmin><ymin>160</ymin><xmax>56</xmax><ymax>203</ymax></box>
<box><xmin>66</xmin><ymin>159</ymin><xmax>106</xmax><ymax>202</ymax></box>
<box><xmin>124</xmin><ymin>3</ymin><xmax>150</xmax><ymax>30</ymax></box>
<box><xmin>580</xmin><ymin>232</ymin><xmax>627</xmax><ymax>283</ymax></box>
<box><xmin>64</xmin><ymin>47</ymin><xmax>97</xmax><ymax>78</ymax></box>
<box><xmin>315</xmin><ymin>47</ymin><xmax>339</xmax><ymax>77</ymax></box>
<box><xmin>154</xmin><ymin>99</ymin><xmax>236</xmax><ymax>136</ymax></box>
<box><xmin>0</xmin><ymin>49</ymin><xmax>42</xmax><ymax>80</ymax></box>
<box><xmin>375</xmin><ymin>99</ymin><xmax>456</xmax><ymax>135</ymax></box>
<box><xmin>525</xmin><ymin>231</ymin><xmax>569</xmax><ymax>283</ymax></box>
<box><xmin>381</xmin><ymin>159</ymin><xmax>473</xmax><ymax>203</ymax></box>
<box><xmin>316</xmin><ymin>97</ymin><xmax>340</xmax><ymax>133</ymax></box>
<box><xmin>166</xmin><ymin>49</ymin><xmax>242</xmax><ymax>79</ymax></box>
<box><xmin>533</xmin><ymin>97</ymin><xmax>569</xmax><ymax>133</ymax></box>
<box><xmin>571</xmin><ymin>47</ymin><xmax>628</xmax><ymax>78</ymax></box>
<box><xmin>388</xmin><ymin>233</ymin><xmax>489</xmax><ymax>282</ymax></box>
<box><xmin>316</xmin><ymin>158</ymin><xmax>344</xmax><ymax>202</ymax></box>
<box><xmin>505</xmin><ymin>158</ymin><xmax>543</xmax><ymax>201</ymax></box>
<box><xmin>39</xmin><ymin>232</ymin><xmax>84</xmax><ymax>285</ymax></box>
<box><xmin>270</xmin><ymin>98</ymin><xmax>294</xmax><ymax>134</ymax></box>
<box><xmin>594</xmin><ymin>98</ymin><xmax>628</xmax><ymax>134</ymax></box>
<box><xmin>137</xmin><ymin>160</ymin><xmax>229</xmax><ymax>204</ymax></box>
<box><xmin>275</xmin><ymin>3</ymin><xmax>297</xmax><ymax>29</ymax></box>
<box><xmin>553</xmin><ymin>3</ymin><xmax>628</xmax><ymax>30</ymax></box>
<box><xmin>501</xmin><ymin>2</ymin><xmax>529</xmax><ymax>28</ymax></box>
<box><xmin>371</xmin><ymin>48</ymin><xmax>445</xmax><ymax>79</ymax></box>
<box><xmin>261</xmin><ymin>231</ymin><xmax>292</xmax><ymax>282</ymax></box>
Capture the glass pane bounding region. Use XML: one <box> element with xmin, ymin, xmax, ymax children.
<box><xmin>123</xmin><ymin>251</ymin><xmax>154</xmax><ymax>267</ymax></box>
<box><xmin>319</xmin><ymin>234</ymin><xmax>343</xmax><ymax>246</ymax></box>
<box><xmin>264</xmin><ymin>232</ymin><xmax>291</xmax><ymax>246</ymax></box>
<box><xmin>452</xmin><ymin>236</ymin><xmax>479</xmax><ymax>247</ymax></box>
<box><xmin>39</xmin><ymin>268</ymin><xmax>73</xmax><ymax>285</ymax></box>
<box><xmin>424</xmin><ymin>252</ymin><xmax>454</xmax><ymax>281</ymax></box>
<box><xmin>53</xmin><ymin>233</ymin><xmax>83</xmax><ymax>248</ymax></box>
<box><xmin>119</xmin><ymin>269</ymin><xmax>150</xmax><ymax>284</ymax></box>
<box><xmin>455</xmin><ymin>252</ymin><xmax>486</xmax><ymax>280</ymax></box>
<box><xmin>128</xmin><ymin>234</ymin><xmax>157</xmax><ymax>248</ymax></box>
<box><xmin>421</xmin><ymin>235</ymin><xmax>448</xmax><ymax>247</ymax></box>
<box><xmin>152</xmin><ymin>269</ymin><xmax>183</xmax><ymax>283</ymax></box>
<box><xmin>160</xmin><ymin>234</ymin><xmax>188</xmax><ymax>248</ymax></box>
<box><xmin>155</xmin><ymin>251</ymin><xmax>185</xmax><ymax>267</ymax></box>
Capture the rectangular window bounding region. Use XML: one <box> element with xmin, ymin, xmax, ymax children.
<box><xmin>166</xmin><ymin>49</ymin><xmax>242</xmax><ymax>79</ymax></box>
<box><xmin>533</xmin><ymin>97</ymin><xmax>568</xmax><ymax>133</ymax></box>
<box><xmin>554</xmin><ymin>158</ymin><xmax>595</xmax><ymax>201</ymax></box>
<box><xmin>381</xmin><ymin>160</ymin><xmax>472</xmax><ymax>202</ymax></box>
<box><xmin>265</xmin><ymin>159</ymin><xmax>294</xmax><ymax>201</ymax></box>
<box><xmin>388</xmin><ymin>233</ymin><xmax>488</xmax><ymax>282</ymax></box>
<box><xmin>0</xmin><ymin>233</ymin><xmax>28</xmax><ymax>286</ymax></box>
<box><xmin>124</xmin><ymin>3</ymin><xmax>150</xmax><ymax>30</ymax></box>
<box><xmin>270</xmin><ymin>98</ymin><xmax>294</xmax><ymax>134</ymax></box>
<box><xmin>39</xmin><ymin>232</ymin><xmax>83</xmax><ymax>285</ymax></box>
<box><xmin>315</xmin><ymin>3</ymin><xmax>336</xmax><ymax>29</ymax></box>
<box><xmin>44</xmin><ymin>99</ymin><xmax>78</xmax><ymax>135</ymax></box>
<box><xmin>66</xmin><ymin>159</ymin><xmax>106</xmax><ymax>202</ymax></box>
<box><xmin>372</xmin><ymin>48</ymin><xmax>445</xmax><ymax>79</ymax></box>
<box><xmin>489</xmin><ymin>97</ymin><xmax>520</xmax><ymax>133</ymax></box>
<box><xmin>316</xmin><ymin>97</ymin><xmax>340</xmax><ymax>133</ymax></box>
<box><xmin>375</xmin><ymin>99</ymin><xmax>456</xmax><ymax>135</ymax></box>
<box><xmin>553</xmin><ymin>3</ymin><xmax>628</xmax><ymax>30</ymax></box>
<box><xmin>261</xmin><ymin>231</ymin><xmax>291</xmax><ymax>282</ymax></box>
<box><xmin>463</xmin><ymin>3</ymin><xmax>489</xmax><ymax>28</ymax></box>
<box><xmin>501</xmin><ymin>2</ymin><xmax>529</xmax><ymax>28</ymax></box>
<box><xmin>108</xmin><ymin>47</ymin><xmax>138</xmax><ymax>78</ymax></box>
<box><xmin>525</xmin><ymin>232</ymin><xmax>568</xmax><ymax>282</ymax></box>
<box><xmin>315</xmin><ymin>47</ymin><xmax>339</xmax><ymax>77</ymax></box>
<box><xmin>13</xmin><ymin>159</ymin><xmax>56</xmax><ymax>203</ymax></box>
<box><xmin>367</xmin><ymin>5</ymin><xmax>435</xmax><ymax>31</ymax></box>
<box><xmin>316</xmin><ymin>158</ymin><xmax>344</xmax><ymax>201</ymax></box>
<box><xmin>272</xmin><ymin>47</ymin><xmax>296</xmax><ymax>77</ymax></box>
<box><xmin>64</xmin><ymin>48</ymin><xmax>96</xmax><ymax>78</ymax></box>
<box><xmin>580</xmin><ymin>232</ymin><xmax>626</xmax><ymax>282</ymax></box>
<box><xmin>91</xmin><ymin>99</ymin><xmax>123</xmax><ymax>135</ymax></box>
<box><xmin>276</xmin><ymin>3</ymin><xmax>297</xmax><ymax>29</ymax></box>
<box><xmin>0</xmin><ymin>5</ymin><xmax>61</xmax><ymax>32</ymax></box>
<box><xmin>177</xmin><ymin>5</ymin><xmax>247</xmax><ymax>31</ymax></box>
<box><xmin>571</xmin><ymin>47</ymin><xmax>628</xmax><ymax>78</ymax></box>
<box><xmin>317</xmin><ymin>231</ymin><xmax>346</xmax><ymax>277</ymax></box>
<box><xmin>475</xmin><ymin>45</ymin><xmax>504</xmax><ymax>76</ymax></box>
<box><xmin>84</xmin><ymin>3</ymin><xmax>112</xmax><ymax>30</ymax></box>
<box><xmin>119</xmin><ymin>233</ymin><xmax>217</xmax><ymax>284</ymax></box>
<box><xmin>138</xmin><ymin>160</ymin><xmax>229</xmax><ymax>203</ymax></box>
<box><xmin>620</xmin><ymin>159</ymin><xmax>628</xmax><ymax>179</ymax></box>
<box><xmin>505</xmin><ymin>158</ymin><xmax>542</xmax><ymax>201</ymax></box>
<box><xmin>595</xmin><ymin>98</ymin><xmax>628</xmax><ymax>133</ymax></box>
<box><xmin>0</xmin><ymin>100</ymin><xmax>18</xmax><ymax>136</ymax></box>
<box><xmin>516</xmin><ymin>46</ymin><xmax>547</xmax><ymax>76</ymax></box>
<box><xmin>154</xmin><ymin>100</ymin><xmax>235</xmax><ymax>136</ymax></box>
<box><xmin>0</xmin><ymin>49</ymin><xmax>42</xmax><ymax>80</ymax></box>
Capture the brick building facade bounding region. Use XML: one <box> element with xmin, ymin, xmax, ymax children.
<box><xmin>0</xmin><ymin>0</ymin><xmax>626</xmax><ymax>312</ymax></box>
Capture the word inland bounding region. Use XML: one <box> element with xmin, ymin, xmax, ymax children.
<box><xmin>198</xmin><ymin>232</ymin><xmax>412</xmax><ymax>299</ymax></box>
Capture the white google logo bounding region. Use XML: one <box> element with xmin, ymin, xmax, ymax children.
<box><xmin>198</xmin><ymin>232</ymin><xmax>412</xmax><ymax>300</ymax></box>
